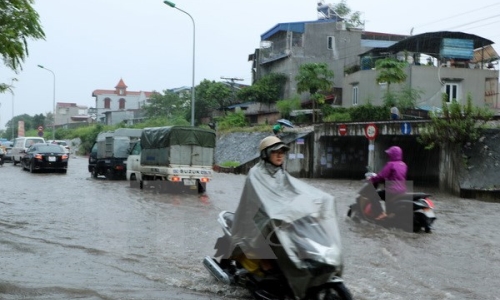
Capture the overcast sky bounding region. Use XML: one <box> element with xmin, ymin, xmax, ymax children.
<box><xmin>1</xmin><ymin>0</ymin><xmax>499</xmax><ymax>129</ymax></box>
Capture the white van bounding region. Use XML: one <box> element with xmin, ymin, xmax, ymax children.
<box><xmin>11</xmin><ymin>137</ymin><xmax>46</xmax><ymax>165</ymax></box>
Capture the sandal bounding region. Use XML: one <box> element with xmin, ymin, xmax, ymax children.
<box><xmin>375</xmin><ymin>212</ymin><xmax>387</xmax><ymax>220</ymax></box>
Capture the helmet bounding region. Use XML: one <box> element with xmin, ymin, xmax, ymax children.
<box><xmin>259</xmin><ymin>136</ymin><xmax>290</xmax><ymax>160</ymax></box>
<box><xmin>259</xmin><ymin>136</ymin><xmax>290</xmax><ymax>152</ymax></box>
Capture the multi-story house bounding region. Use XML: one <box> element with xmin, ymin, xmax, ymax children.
<box><xmin>91</xmin><ymin>79</ymin><xmax>154</xmax><ymax>125</ymax></box>
<box><xmin>342</xmin><ymin>31</ymin><xmax>499</xmax><ymax>114</ymax></box>
<box><xmin>247</xmin><ymin>6</ymin><xmax>406</xmax><ymax>120</ymax></box>
<box><xmin>54</xmin><ymin>102</ymin><xmax>89</xmax><ymax>128</ymax></box>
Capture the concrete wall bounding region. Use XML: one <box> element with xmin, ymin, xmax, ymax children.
<box><xmin>343</xmin><ymin>65</ymin><xmax>499</xmax><ymax>109</ymax></box>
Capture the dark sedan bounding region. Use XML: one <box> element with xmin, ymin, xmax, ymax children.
<box><xmin>21</xmin><ymin>144</ymin><xmax>68</xmax><ymax>173</ymax></box>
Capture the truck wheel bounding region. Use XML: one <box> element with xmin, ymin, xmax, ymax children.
<box><xmin>139</xmin><ymin>180</ymin><xmax>144</xmax><ymax>189</ymax></box>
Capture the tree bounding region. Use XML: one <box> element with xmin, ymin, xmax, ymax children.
<box><xmin>237</xmin><ymin>73</ymin><xmax>287</xmax><ymax>110</ymax></box>
<box><xmin>375</xmin><ymin>58</ymin><xmax>407</xmax><ymax>94</ymax></box>
<box><xmin>295</xmin><ymin>63</ymin><xmax>334</xmax><ymax>123</ymax></box>
<box><xmin>142</xmin><ymin>90</ymin><xmax>188</xmax><ymax>120</ymax></box>
<box><xmin>332</xmin><ymin>0</ymin><xmax>364</xmax><ymax>28</ymax></box>
<box><xmin>0</xmin><ymin>0</ymin><xmax>45</xmax><ymax>75</ymax></box>
<box><xmin>195</xmin><ymin>79</ymin><xmax>231</xmax><ymax>114</ymax></box>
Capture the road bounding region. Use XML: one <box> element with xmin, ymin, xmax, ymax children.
<box><xmin>0</xmin><ymin>157</ymin><xmax>498</xmax><ymax>299</ymax></box>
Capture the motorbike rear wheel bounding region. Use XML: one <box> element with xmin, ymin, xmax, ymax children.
<box><xmin>308</xmin><ymin>282</ymin><xmax>353</xmax><ymax>300</ymax></box>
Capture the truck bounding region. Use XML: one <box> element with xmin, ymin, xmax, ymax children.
<box><xmin>128</xmin><ymin>126</ymin><xmax>215</xmax><ymax>193</ymax></box>
<box><xmin>88</xmin><ymin>128</ymin><xmax>143</xmax><ymax>180</ymax></box>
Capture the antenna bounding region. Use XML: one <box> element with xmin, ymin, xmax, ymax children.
<box><xmin>221</xmin><ymin>77</ymin><xmax>244</xmax><ymax>104</ymax></box>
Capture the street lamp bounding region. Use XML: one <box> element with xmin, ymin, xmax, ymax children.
<box><xmin>163</xmin><ymin>0</ymin><xmax>196</xmax><ymax>127</ymax></box>
<box><xmin>37</xmin><ymin>65</ymin><xmax>56</xmax><ymax>140</ymax></box>
<box><xmin>10</xmin><ymin>78</ymin><xmax>17</xmax><ymax>140</ymax></box>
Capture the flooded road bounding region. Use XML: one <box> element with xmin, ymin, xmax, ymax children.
<box><xmin>0</xmin><ymin>157</ymin><xmax>499</xmax><ymax>299</ymax></box>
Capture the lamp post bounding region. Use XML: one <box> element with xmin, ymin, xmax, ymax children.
<box><xmin>10</xmin><ymin>78</ymin><xmax>17</xmax><ymax>140</ymax></box>
<box><xmin>164</xmin><ymin>0</ymin><xmax>196</xmax><ymax>127</ymax></box>
<box><xmin>37</xmin><ymin>65</ymin><xmax>56</xmax><ymax>140</ymax></box>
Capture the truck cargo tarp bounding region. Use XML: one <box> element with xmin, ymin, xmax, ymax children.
<box><xmin>141</xmin><ymin>126</ymin><xmax>216</xmax><ymax>149</ymax></box>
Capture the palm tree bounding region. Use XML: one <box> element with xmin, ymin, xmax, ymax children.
<box><xmin>295</xmin><ymin>63</ymin><xmax>334</xmax><ymax>123</ymax></box>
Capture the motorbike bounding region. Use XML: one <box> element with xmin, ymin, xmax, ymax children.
<box><xmin>347</xmin><ymin>172</ymin><xmax>436</xmax><ymax>233</ymax></box>
<box><xmin>203</xmin><ymin>210</ymin><xmax>353</xmax><ymax>300</ymax></box>
<box><xmin>0</xmin><ymin>148</ymin><xmax>5</xmax><ymax>166</ymax></box>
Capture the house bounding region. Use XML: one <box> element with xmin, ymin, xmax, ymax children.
<box><xmin>54</xmin><ymin>102</ymin><xmax>90</xmax><ymax>128</ymax></box>
<box><xmin>343</xmin><ymin>31</ymin><xmax>500</xmax><ymax>114</ymax></box>
<box><xmin>91</xmin><ymin>79</ymin><xmax>154</xmax><ymax>125</ymax></box>
<box><xmin>247</xmin><ymin>7</ymin><xmax>407</xmax><ymax>121</ymax></box>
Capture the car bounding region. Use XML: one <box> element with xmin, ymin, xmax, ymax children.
<box><xmin>20</xmin><ymin>144</ymin><xmax>69</xmax><ymax>173</ymax></box>
<box><xmin>1</xmin><ymin>145</ymin><xmax>13</xmax><ymax>162</ymax></box>
<box><xmin>46</xmin><ymin>140</ymin><xmax>71</xmax><ymax>154</ymax></box>
<box><xmin>11</xmin><ymin>137</ymin><xmax>46</xmax><ymax>165</ymax></box>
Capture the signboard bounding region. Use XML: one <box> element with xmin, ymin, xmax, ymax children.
<box><xmin>401</xmin><ymin>122</ymin><xmax>411</xmax><ymax>135</ymax></box>
<box><xmin>364</xmin><ymin>123</ymin><xmax>378</xmax><ymax>140</ymax></box>
<box><xmin>338</xmin><ymin>124</ymin><xmax>347</xmax><ymax>136</ymax></box>
<box><xmin>18</xmin><ymin>120</ymin><xmax>25</xmax><ymax>137</ymax></box>
<box><xmin>296</xmin><ymin>138</ymin><xmax>304</xmax><ymax>145</ymax></box>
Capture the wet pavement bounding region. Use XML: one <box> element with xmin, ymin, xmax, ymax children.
<box><xmin>0</xmin><ymin>157</ymin><xmax>499</xmax><ymax>299</ymax></box>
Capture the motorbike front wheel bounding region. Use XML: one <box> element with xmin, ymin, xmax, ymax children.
<box><xmin>308</xmin><ymin>282</ymin><xmax>353</xmax><ymax>300</ymax></box>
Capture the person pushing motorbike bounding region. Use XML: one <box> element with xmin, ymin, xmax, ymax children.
<box><xmin>369</xmin><ymin>145</ymin><xmax>408</xmax><ymax>220</ymax></box>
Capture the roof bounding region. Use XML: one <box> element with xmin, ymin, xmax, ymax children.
<box><xmin>361</xmin><ymin>31</ymin><xmax>495</xmax><ymax>58</ymax></box>
<box><xmin>261</xmin><ymin>19</ymin><xmax>336</xmax><ymax>40</ymax></box>
<box><xmin>115</xmin><ymin>78</ymin><xmax>128</xmax><ymax>89</ymax></box>
<box><xmin>92</xmin><ymin>90</ymin><xmax>154</xmax><ymax>97</ymax></box>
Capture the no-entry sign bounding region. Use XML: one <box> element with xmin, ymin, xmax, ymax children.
<box><xmin>338</xmin><ymin>124</ymin><xmax>347</xmax><ymax>136</ymax></box>
<box><xmin>364</xmin><ymin>123</ymin><xmax>378</xmax><ymax>140</ymax></box>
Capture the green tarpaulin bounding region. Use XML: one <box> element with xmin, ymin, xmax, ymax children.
<box><xmin>141</xmin><ymin>126</ymin><xmax>216</xmax><ymax>149</ymax></box>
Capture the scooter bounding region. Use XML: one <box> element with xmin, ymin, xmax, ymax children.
<box><xmin>203</xmin><ymin>211</ymin><xmax>353</xmax><ymax>300</ymax></box>
<box><xmin>347</xmin><ymin>173</ymin><xmax>436</xmax><ymax>233</ymax></box>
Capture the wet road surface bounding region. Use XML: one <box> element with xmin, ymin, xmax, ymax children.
<box><xmin>0</xmin><ymin>157</ymin><xmax>499</xmax><ymax>299</ymax></box>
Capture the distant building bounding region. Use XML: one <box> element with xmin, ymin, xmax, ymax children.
<box><xmin>55</xmin><ymin>102</ymin><xmax>89</xmax><ymax>128</ymax></box>
<box><xmin>91</xmin><ymin>79</ymin><xmax>154</xmax><ymax>125</ymax></box>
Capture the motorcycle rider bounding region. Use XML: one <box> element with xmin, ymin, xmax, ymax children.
<box><xmin>369</xmin><ymin>145</ymin><xmax>407</xmax><ymax>220</ymax></box>
<box><xmin>230</xmin><ymin>135</ymin><xmax>290</xmax><ymax>274</ymax></box>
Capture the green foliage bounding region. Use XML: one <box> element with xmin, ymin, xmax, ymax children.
<box><xmin>397</xmin><ymin>85</ymin><xmax>423</xmax><ymax>110</ymax></box>
<box><xmin>219</xmin><ymin>161</ymin><xmax>240</xmax><ymax>167</ymax></box>
<box><xmin>276</xmin><ymin>95</ymin><xmax>301</xmax><ymax>119</ymax></box>
<box><xmin>196</xmin><ymin>79</ymin><xmax>232</xmax><ymax>116</ymax></box>
<box><xmin>142</xmin><ymin>90</ymin><xmax>189</xmax><ymax>120</ymax></box>
<box><xmin>237</xmin><ymin>73</ymin><xmax>288</xmax><ymax>108</ymax></box>
<box><xmin>350</xmin><ymin>103</ymin><xmax>388</xmax><ymax>121</ymax></box>
<box><xmin>295</xmin><ymin>62</ymin><xmax>334</xmax><ymax>123</ymax></box>
<box><xmin>323</xmin><ymin>111</ymin><xmax>352</xmax><ymax>122</ymax></box>
<box><xmin>331</xmin><ymin>0</ymin><xmax>364</xmax><ymax>28</ymax></box>
<box><xmin>375</xmin><ymin>58</ymin><xmax>407</xmax><ymax>92</ymax></box>
<box><xmin>0</xmin><ymin>0</ymin><xmax>45</xmax><ymax>74</ymax></box>
<box><xmin>216</xmin><ymin>111</ymin><xmax>248</xmax><ymax>130</ymax></box>
<box><xmin>417</xmin><ymin>93</ymin><xmax>494</xmax><ymax>149</ymax></box>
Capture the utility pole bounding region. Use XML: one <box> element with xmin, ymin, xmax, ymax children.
<box><xmin>220</xmin><ymin>76</ymin><xmax>243</xmax><ymax>104</ymax></box>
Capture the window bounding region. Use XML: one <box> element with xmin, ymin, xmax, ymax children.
<box><xmin>352</xmin><ymin>85</ymin><xmax>358</xmax><ymax>106</ymax></box>
<box><xmin>444</xmin><ymin>82</ymin><xmax>460</xmax><ymax>103</ymax></box>
<box><xmin>119</xmin><ymin>98</ymin><xmax>125</xmax><ymax>109</ymax></box>
<box><xmin>327</xmin><ymin>36</ymin><xmax>334</xmax><ymax>50</ymax></box>
<box><xmin>104</xmin><ymin>98</ymin><xmax>111</xmax><ymax>109</ymax></box>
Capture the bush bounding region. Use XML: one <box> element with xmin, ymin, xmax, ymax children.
<box><xmin>216</xmin><ymin>111</ymin><xmax>248</xmax><ymax>130</ymax></box>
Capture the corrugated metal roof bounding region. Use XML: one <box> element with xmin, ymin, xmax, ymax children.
<box><xmin>261</xmin><ymin>19</ymin><xmax>336</xmax><ymax>41</ymax></box>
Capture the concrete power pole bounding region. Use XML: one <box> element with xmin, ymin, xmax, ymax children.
<box><xmin>220</xmin><ymin>76</ymin><xmax>243</xmax><ymax>104</ymax></box>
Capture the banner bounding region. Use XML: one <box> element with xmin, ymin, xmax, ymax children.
<box><xmin>18</xmin><ymin>120</ymin><xmax>25</xmax><ymax>137</ymax></box>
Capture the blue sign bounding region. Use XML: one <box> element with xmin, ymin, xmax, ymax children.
<box><xmin>401</xmin><ymin>122</ymin><xmax>411</xmax><ymax>135</ymax></box>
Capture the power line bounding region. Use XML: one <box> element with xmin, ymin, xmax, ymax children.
<box><xmin>220</xmin><ymin>76</ymin><xmax>244</xmax><ymax>103</ymax></box>
<box><xmin>413</xmin><ymin>3</ymin><xmax>500</xmax><ymax>29</ymax></box>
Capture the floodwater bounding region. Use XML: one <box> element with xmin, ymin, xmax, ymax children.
<box><xmin>0</xmin><ymin>157</ymin><xmax>499</xmax><ymax>300</ymax></box>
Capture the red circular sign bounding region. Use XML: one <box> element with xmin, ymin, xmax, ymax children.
<box><xmin>338</xmin><ymin>124</ymin><xmax>347</xmax><ymax>136</ymax></box>
<box><xmin>38</xmin><ymin>126</ymin><xmax>43</xmax><ymax>131</ymax></box>
<box><xmin>364</xmin><ymin>123</ymin><xmax>378</xmax><ymax>140</ymax></box>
